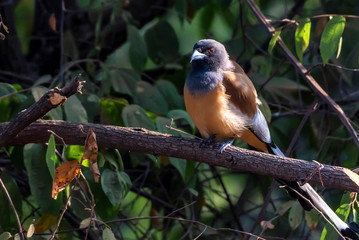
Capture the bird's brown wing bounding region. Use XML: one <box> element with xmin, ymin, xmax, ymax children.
<box><xmin>222</xmin><ymin>70</ymin><xmax>257</xmax><ymax>119</ymax></box>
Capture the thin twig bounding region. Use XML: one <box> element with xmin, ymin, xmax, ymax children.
<box><xmin>245</xmin><ymin>0</ymin><xmax>359</xmax><ymax>149</ymax></box>
<box><xmin>49</xmin><ymin>183</ymin><xmax>76</xmax><ymax>240</ymax></box>
<box><xmin>0</xmin><ymin>177</ymin><xmax>25</xmax><ymax>240</ymax></box>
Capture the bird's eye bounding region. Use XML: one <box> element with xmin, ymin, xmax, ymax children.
<box><xmin>208</xmin><ymin>48</ymin><xmax>214</xmax><ymax>54</ymax></box>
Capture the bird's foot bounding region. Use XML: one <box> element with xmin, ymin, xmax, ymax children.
<box><xmin>199</xmin><ymin>135</ymin><xmax>216</xmax><ymax>148</ymax></box>
<box><xmin>217</xmin><ymin>139</ymin><xmax>235</xmax><ymax>154</ymax></box>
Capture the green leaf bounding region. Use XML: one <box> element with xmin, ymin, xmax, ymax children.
<box><xmin>0</xmin><ymin>232</ymin><xmax>11</xmax><ymax>240</ymax></box>
<box><xmin>155</xmin><ymin>80</ymin><xmax>184</xmax><ymax>109</ymax></box>
<box><xmin>102</xmin><ymin>149</ymin><xmax>124</xmax><ymax>171</ymax></box>
<box><xmin>100</xmin><ymin>98</ymin><xmax>128</xmax><ymax>126</ymax></box>
<box><xmin>145</xmin><ymin>21</ymin><xmax>179</xmax><ymax>64</ymax></box>
<box><xmin>305</xmin><ymin>209</ymin><xmax>320</xmax><ymax>230</ymax></box>
<box><xmin>101</xmin><ymin>169</ymin><xmax>132</xmax><ymax>206</ymax></box>
<box><xmin>108</xmin><ymin>69</ymin><xmax>140</xmax><ymax>97</ymax></box>
<box><xmin>170</xmin><ymin>157</ymin><xmax>187</xmax><ymax>180</ymax></box>
<box><xmin>24</xmin><ymin>144</ymin><xmax>62</xmax><ymax>214</ymax></box>
<box><xmin>128</xmin><ymin>25</ymin><xmax>148</xmax><ymax>72</ymax></box>
<box><xmin>134</xmin><ymin>81</ymin><xmax>169</xmax><ymax>115</ymax></box>
<box><xmin>319</xmin><ymin>16</ymin><xmax>346</xmax><ymax>65</ymax></box>
<box><xmin>168</xmin><ymin>109</ymin><xmax>195</xmax><ymax>132</ymax></box>
<box><xmin>63</xmin><ymin>95</ymin><xmax>88</xmax><ymax>123</ymax></box>
<box><xmin>64</xmin><ymin>145</ymin><xmax>84</xmax><ymax>162</ymax></box>
<box><xmin>104</xmin><ymin>42</ymin><xmax>132</xmax><ymax>69</ymax></box>
<box><xmin>268</xmin><ymin>30</ymin><xmax>281</xmax><ymax>55</ymax></box>
<box><xmin>288</xmin><ymin>201</ymin><xmax>303</xmax><ymax>230</ymax></box>
<box><xmin>321</xmin><ymin>203</ymin><xmax>351</xmax><ymax>240</ymax></box>
<box><xmin>102</xmin><ymin>228</ymin><xmax>116</xmax><ymax>240</ymax></box>
<box><xmin>121</xmin><ymin>104</ymin><xmax>155</xmax><ymax>130</ymax></box>
<box><xmin>295</xmin><ymin>18</ymin><xmax>311</xmax><ymax>61</ymax></box>
<box><xmin>32</xmin><ymin>87</ymin><xmax>63</xmax><ymax>120</ymax></box>
<box><xmin>45</xmin><ymin>134</ymin><xmax>57</xmax><ymax>180</ymax></box>
<box><xmin>0</xmin><ymin>173</ymin><xmax>23</xmax><ymax>232</ymax></box>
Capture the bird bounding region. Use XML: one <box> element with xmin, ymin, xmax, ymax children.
<box><xmin>184</xmin><ymin>39</ymin><xmax>359</xmax><ymax>239</ymax></box>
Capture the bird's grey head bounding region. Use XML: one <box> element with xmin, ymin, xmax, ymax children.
<box><xmin>190</xmin><ymin>39</ymin><xmax>230</xmax><ymax>71</ymax></box>
<box><xmin>185</xmin><ymin>39</ymin><xmax>230</xmax><ymax>95</ymax></box>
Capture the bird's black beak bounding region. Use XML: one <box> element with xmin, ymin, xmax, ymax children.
<box><xmin>190</xmin><ymin>49</ymin><xmax>206</xmax><ymax>63</ymax></box>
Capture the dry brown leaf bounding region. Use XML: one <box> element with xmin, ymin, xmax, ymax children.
<box><xmin>49</xmin><ymin>13</ymin><xmax>56</xmax><ymax>32</ymax></box>
<box><xmin>82</xmin><ymin>128</ymin><xmax>100</xmax><ymax>182</ymax></box>
<box><xmin>150</xmin><ymin>209</ymin><xmax>162</xmax><ymax>230</ymax></box>
<box><xmin>49</xmin><ymin>91</ymin><xmax>67</xmax><ymax>105</ymax></box>
<box><xmin>260</xmin><ymin>220</ymin><xmax>275</xmax><ymax>230</ymax></box>
<box><xmin>51</xmin><ymin>160</ymin><xmax>81</xmax><ymax>199</ymax></box>
<box><xmin>2</xmin><ymin>22</ymin><xmax>9</xmax><ymax>33</ymax></box>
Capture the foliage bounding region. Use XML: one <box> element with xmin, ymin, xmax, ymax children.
<box><xmin>1</xmin><ymin>0</ymin><xmax>359</xmax><ymax>239</ymax></box>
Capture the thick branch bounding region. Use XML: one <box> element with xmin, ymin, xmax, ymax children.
<box><xmin>245</xmin><ymin>0</ymin><xmax>359</xmax><ymax>148</ymax></box>
<box><xmin>0</xmin><ymin>74</ymin><xmax>84</xmax><ymax>147</ymax></box>
<box><xmin>1</xmin><ymin>120</ymin><xmax>359</xmax><ymax>192</ymax></box>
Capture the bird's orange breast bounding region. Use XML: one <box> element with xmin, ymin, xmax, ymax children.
<box><xmin>184</xmin><ymin>84</ymin><xmax>247</xmax><ymax>141</ymax></box>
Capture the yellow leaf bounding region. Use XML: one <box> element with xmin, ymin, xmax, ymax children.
<box><xmin>34</xmin><ymin>213</ymin><xmax>58</xmax><ymax>234</ymax></box>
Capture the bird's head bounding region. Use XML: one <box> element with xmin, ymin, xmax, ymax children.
<box><xmin>190</xmin><ymin>39</ymin><xmax>230</xmax><ymax>71</ymax></box>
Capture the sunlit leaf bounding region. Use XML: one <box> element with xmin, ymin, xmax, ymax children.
<box><xmin>64</xmin><ymin>145</ymin><xmax>84</xmax><ymax>162</ymax></box>
<box><xmin>268</xmin><ymin>30</ymin><xmax>281</xmax><ymax>55</ymax></box>
<box><xmin>321</xmin><ymin>201</ymin><xmax>351</xmax><ymax>239</ymax></box>
<box><xmin>46</xmin><ymin>134</ymin><xmax>57</xmax><ymax>180</ymax></box>
<box><xmin>319</xmin><ymin>16</ymin><xmax>346</xmax><ymax>65</ymax></box>
<box><xmin>295</xmin><ymin>18</ymin><xmax>311</xmax><ymax>61</ymax></box>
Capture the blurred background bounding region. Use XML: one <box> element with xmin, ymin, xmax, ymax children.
<box><xmin>1</xmin><ymin>0</ymin><xmax>359</xmax><ymax>239</ymax></box>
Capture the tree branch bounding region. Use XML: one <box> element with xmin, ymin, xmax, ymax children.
<box><xmin>245</xmin><ymin>0</ymin><xmax>359</xmax><ymax>148</ymax></box>
<box><xmin>1</xmin><ymin>120</ymin><xmax>358</xmax><ymax>192</ymax></box>
<box><xmin>0</xmin><ymin>74</ymin><xmax>85</xmax><ymax>147</ymax></box>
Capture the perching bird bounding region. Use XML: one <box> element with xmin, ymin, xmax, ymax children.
<box><xmin>184</xmin><ymin>39</ymin><xmax>359</xmax><ymax>239</ymax></box>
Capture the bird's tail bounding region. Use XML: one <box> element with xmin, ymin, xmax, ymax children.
<box><xmin>268</xmin><ymin>143</ymin><xmax>359</xmax><ymax>240</ymax></box>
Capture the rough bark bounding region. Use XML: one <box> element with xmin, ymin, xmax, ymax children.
<box><xmin>1</xmin><ymin>120</ymin><xmax>359</xmax><ymax>192</ymax></box>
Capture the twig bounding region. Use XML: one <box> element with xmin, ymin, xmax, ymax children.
<box><xmin>245</xmin><ymin>0</ymin><xmax>359</xmax><ymax>149</ymax></box>
<box><xmin>49</xmin><ymin>183</ymin><xmax>76</xmax><ymax>240</ymax></box>
<box><xmin>285</xmin><ymin>100</ymin><xmax>319</xmax><ymax>156</ymax></box>
<box><xmin>0</xmin><ymin>177</ymin><xmax>25</xmax><ymax>240</ymax></box>
<box><xmin>0</xmin><ymin>74</ymin><xmax>85</xmax><ymax>147</ymax></box>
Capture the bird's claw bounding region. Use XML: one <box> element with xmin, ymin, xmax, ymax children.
<box><xmin>199</xmin><ymin>136</ymin><xmax>216</xmax><ymax>148</ymax></box>
<box><xmin>216</xmin><ymin>139</ymin><xmax>235</xmax><ymax>154</ymax></box>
